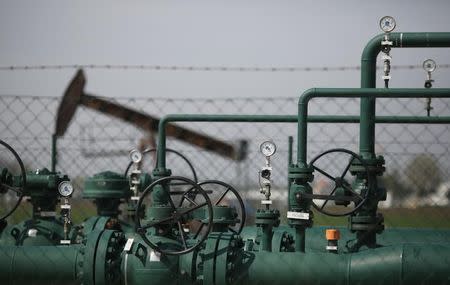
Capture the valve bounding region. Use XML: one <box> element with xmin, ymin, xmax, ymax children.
<box><xmin>125</xmin><ymin>148</ymin><xmax>198</xmax><ymax>220</ymax></box>
<box><xmin>423</xmin><ymin>59</ymin><xmax>437</xmax><ymax>116</ymax></box>
<box><xmin>379</xmin><ymin>16</ymin><xmax>396</xmax><ymax>88</ymax></box>
<box><xmin>296</xmin><ymin>148</ymin><xmax>372</xmax><ymax>217</ymax></box>
<box><xmin>58</xmin><ymin>181</ymin><xmax>74</xmax><ymax>244</ymax></box>
<box><xmin>135</xmin><ymin>176</ymin><xmax>213</xmax><ymax>255</ymax></box>
<box><xmin>0</xmin><ymin>139</ymin><xmax>26</xmax><ymax>221</ymax></box>
<box><xmin>196</xmin><ymin>180</ymin><xmax>246</xmax><ymax>234</ymax></box>
<box><xmin>259</xmin><ymin>141</ymin><xmax>276</xmax><ymax>209</ymax></box>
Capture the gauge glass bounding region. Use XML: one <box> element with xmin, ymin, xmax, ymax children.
<box><xmin>58</xmin><ymin>181</ymin><xmax>74</xmax><ymax>197</ymax></box>
<box><xmin>130</xmin><ymin>149</ymin><xmax>142</xmax><ymax>163</ymax></box>
<box><xmin>423</xmin><ymin>59</ymin><xmax>436</xmax><ymax>72</ymax></box>
<box><xmin>260</xmin><ymin>141</ymin><xmax>277</xmax><ymax>157</ymax></box>
<box><xmin>379</xmin><ymin>16</ymin><xmax>396</xmax><ymax>33</ymax></box>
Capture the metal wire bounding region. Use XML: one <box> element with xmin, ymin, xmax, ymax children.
<box><xmin>1</xmin><ymin>64</ymin><xmax>449</xmax><ymax>72</ymax></box>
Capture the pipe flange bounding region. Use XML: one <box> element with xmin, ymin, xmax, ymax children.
<box><xmin>349</xmin><ymin>213</ymin><xmax>384</xmax><ymax>234</ymax></box>
<box><xmin>288</xmin><ymin>165</ymin><xmax>314</xmax><ymax>182</ymax></box>
<box><xmin>82</xmin><ymin>230</ymin><xmax>125</xmax><ymax>285</ymax></box>
<box><xmin>350</xmin><ymin>155</ymin><xmax>385</xmax><ymax>176</ymax></box>
<box><xmin>255</xmin><ymin>209</ymin><xmax>280</xmax><ymax>227</ymax></box>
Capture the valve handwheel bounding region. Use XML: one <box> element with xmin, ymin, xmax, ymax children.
<box><xmin>195</xmin><ymin>180</ymin><xmax>246</xmax><ymax>235</ymax></box>
<box><xmin>135</xmin><ymin>176</ymin><xmax>213</xmax><ymax>255</ymax></box>
<box><xmin>304</xmin><ymin>148</ymin><xmax>372</xmax><ymax>217</ymax></box>
<box><xmin>0</xmin><ymin>139</ymin><xmax>26</xmax><ymax>221</ymax></box>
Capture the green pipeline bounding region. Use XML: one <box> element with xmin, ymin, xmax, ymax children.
<box><xmin>360</xmin><ymin>32</ymin><xmax>450</xmax><ymax>156</ymax></box>
<box><xmin>155</xmin><ymin>113</ymin><xmax>450</xmax><ymax>170</ymax></box>
<box><xmin>243</xmin><ymin>244</ymin><xmax>450</xmax><ymax>285</ymax></box>
<box><xmin>0</xmin><ymin>245</ymin><xmax>81</xmax><ymax>285</ymax></box>
<box><xmin>297</xmin><ymin>88</ymin><xmax>450</xmax><ymax>165</ymax></box>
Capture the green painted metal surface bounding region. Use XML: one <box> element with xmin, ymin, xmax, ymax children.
<box><xmin>155</xmin><ymin>113</ymin><xmax>450</xmax><ymax>171</ymax></box>
<box><xmin>242</xmin><ymin>244</ymin><xmax>450</xmax><ymax>285</ymax></box>
<box><xmin>360</xmin><ymin>32</ymin><xmax>450</xmax><ymax>157</ymax></box>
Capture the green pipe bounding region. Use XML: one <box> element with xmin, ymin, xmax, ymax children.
<box><xmin>156</xmin><ymin>113</ymin><xmax>450</xmax><ymax>170</ymax></box>
<box><xmin>287</xmin><ymin>136</ymin><xmax>293</xmax><ymax>195</ymax></box>
<box><xmin>0</xmin><ymin>245</ymin><xmax>81</xmax><ymax>285</ymax></box>
<box><xmin>260</xmin><ymin>226</ymin><xmax>272</xmax><ymax>251</ymax></box>
<box><xmin>243</xmin><ymin>244</ymin><xmax>450</xmax><ymax>285</ymax></box>
<box><xmin>360</xmin><ymin>32</ymin><xmax>450</xmax><ymax>157</ymax></box>
<box><xmin>297</xmin><ymin>88</ymin><xmax>450</xmax><ymax>165</ymax></box>
<box><xmin>294</xmin><ymin>227</ymin><xmax>305</xmax><ymax>252</ymax></box>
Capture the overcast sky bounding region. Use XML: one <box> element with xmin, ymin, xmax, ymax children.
<box><xmin>0</xmin><ymin>0</ymin><xmax>450</xmax><ymax>99</ymax></box>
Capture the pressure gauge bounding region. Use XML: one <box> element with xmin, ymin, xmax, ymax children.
<box><xmin>58</xmin><ymin>181</ymin><xmax>74</xmax><ymax>197</ymax></box>
<box><xmin>130</xmin><ymin>149</ymin><xmax>142</xmax><ymax>163</ymax></box>
<box><xmin>423</xmin><ymin>59</ymin><xmax>436</xmax><ymax>72</ymax></box>
<box><xmin>260</xmin><ymin>141</ymin><xmax>277</xmax><ymax>157</ymax></box>
<box><xmin>379</xmin><ymin>16</ymin><xmax>396</xmax><ymax>33</ymax></box>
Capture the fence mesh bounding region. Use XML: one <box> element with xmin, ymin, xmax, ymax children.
<box><xmin>1</xmin><ymin>94</ymin><xmax>449</xmax><ymax>228</ymax></box>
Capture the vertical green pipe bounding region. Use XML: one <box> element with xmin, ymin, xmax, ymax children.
<box><xmin>294</xmin><ymin>227</ymin><xmax>305</xmax><ymax>252</ymax></box>
<box><xmin>297</xmin><ymin>91</ymin><xmax>311</xmax><ymax>166</ymax></box>
<box><xmin>288</xmin><ymin>136</ymin><xmax>293</xmax><ymax>166</ymax></box>
<box><xmin>287</xmin><ymin>136</ymin><xmax>293</xmax><ymax>196</ymax></box>
<box><xmin>260</xmin><ymin>225</ymin><xmax>272</xmax><ymax>251</ymax></box>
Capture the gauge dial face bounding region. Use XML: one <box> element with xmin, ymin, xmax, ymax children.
<box><xmin>423</xmin><ymin>59</ymin><xmax>436</xmax><ymax>72</ymax></box>
<box><xmin>260</xmin><ymin>141</ymin><xmax>277</xmax><ymax>157</ymax></box>
<box><xmin>58</xmin><ymin>181</ymin><xmax>74</xmax><ymax>197</ymax></box>
<box><xmin>379</xmin><ymin>16</ymin><xmax>396</xmax><ymax>33</ymax></box>
<box><xmin>130</xmin><ymin>149</ymin><xmax>142</xmax><ymax>163</ymax></box>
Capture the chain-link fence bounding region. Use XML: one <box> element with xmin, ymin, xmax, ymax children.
<box><xmin>1</xmin><ymin>94</ymin><xmax>450</xmax><ymax>227</ymax></box>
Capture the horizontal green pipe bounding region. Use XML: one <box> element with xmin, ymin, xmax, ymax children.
<box><xmin>243</xmin><ymin>244</ymin><xmax>450</xmax><ymax>285</ymax></box>
<box><xmin>0</xmin><ymin>245</ymin><xmax>81</xmax><ymax>285</ymax></box>
<box><xmin>298</xmin><ymin>88</ymin><xmax>450</xmax><ymax>165</ymax></box>
<box><xmin>156</xmin><ymin>113</ymin><xmax>450</xmax><ymax>170</ymax></box>
<box><xmin>360</xmin><ymin>32</ymin><xmax>450</xmax><ymax>156</ymax></box>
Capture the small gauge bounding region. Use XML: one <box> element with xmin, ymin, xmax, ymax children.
<box><xmin>58</xmin><ymin>181</ymin><xmax>74</xmax><ymax>197</ymax></box>
<box><xmin>130</xmin><ymin>149</ymin><xmax>142</xmax><ymax>163</ymax></box>
<box><xmin>379</xmin><ymin>16</ymin><xmax>396</xmax><ymax>33</ymax></box>
<box><xmin>260</xmin><ymin>141</ymin><xmax>277</xmax><ymax>157</ymax></box>
<box><xmin>423</xmin><ymin>59</ymin><xmax>436</xmax><ymax>72</ymax></box>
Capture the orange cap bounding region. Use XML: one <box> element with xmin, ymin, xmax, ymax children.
<box><xmin>326</xmin><ymin>229</ymin><xmax>340</xmax><ymax>241</ymax></box>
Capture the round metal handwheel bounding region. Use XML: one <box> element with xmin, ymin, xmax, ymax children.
<box><xmin>196</xmin><ymin>180</ymin><xmax>246</xmax><ymax>235</ymax></box>
<box><xmin>135</xmin><ymin>176</ymin><xmax>213</xmax><ymax>255</ymax></box>
<box><xmin>0</xmin><ymin>139</ymin><xmax>26</xmax><ymax>220</ymax></box>
<box><xmin>306</xmin><ymin>148</ymin><xmax>371</xmax><ymax>217</ymax></box>
<box><xmin>124</xmin><ymin>148</ymin><xmax>198</xmax><ymax>184</ymax></box>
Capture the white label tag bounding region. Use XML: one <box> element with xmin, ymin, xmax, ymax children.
<box><xmin>287</xmin><ymin>211</ymin><xmax>310</xmax><ymax>220</ymax></box>
<box><xmin>60</xmin><ymin>240</ymin><xmax>71</xmax><ymax>245</ymax></box>
<box><xmin>326</xmin><ymin>246</ymin><xmax>338</xmax><ymax>251</ymax></box>
<box><xmin>40</xmin><ymin>211</ymin><xmax>56</xmax><ymax>217</ymax></box>
<box><xmin>261</xmin><ymin>200</ymin><xmax>272</xmax><ymax>205</ymax></box>
<box><xmin>150</xmin><ymin>250</ymin><xmax>161</xmax><ymax>262</ymax></box>
<box><xmin>28</xmin><ymin>229</ymin><xmax>38</xmax><ymax>237</ymax></box>
<box><xmin>61</xmin><ymin>205</ymin><xmax>71</xmax><ymax>209</ymax></box>
<box><xmin>124</xmin><ymin>238</ymin><xmax>134</xmax><ymax>252</ymax></box>
<box><xmin>131</xmin><ymin>196</ymin><xmax>140</xmax><ymax>201</ymax></box>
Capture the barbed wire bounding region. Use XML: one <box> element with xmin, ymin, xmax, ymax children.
<box><xmin>1</xmin><ymin>64</ymin><xmax>449</xmax><ymax>72</ymax></box>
